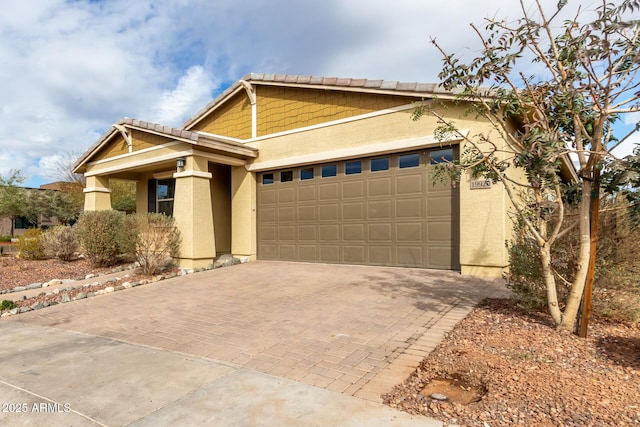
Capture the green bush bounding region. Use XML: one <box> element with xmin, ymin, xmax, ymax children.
<box><xmin>75</xmin><ymin>210</ymin><xmax>131</xmax><ymax>267</ymax></box>
<box><xmin>41</xmin><ymin>225</ymin><xmax>79</xmax><ymax>262</ymax></box>
<box><xmin>126</xmin><ymin>213</ymin><xmax>181</xmax><ymax>275</ymax></box>
<box><xmin>0</xmin><ymin>300</ymin><xmax>17</xmax><ymax>311</ymax></box>
<box><xmin>17</xmin><ymin>228</ymin><xmax>46</xmax><ymax>260</ymax></box>
<box><xmin>0</xmin><ymin>235</ymin><xmax>11</xmax><ymax>242</ymax></box>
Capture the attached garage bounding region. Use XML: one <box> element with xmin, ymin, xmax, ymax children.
<box><xmin>257</xmin><ymin>147</ymin><xmax>460</xmax><ymax>270</ymax></box>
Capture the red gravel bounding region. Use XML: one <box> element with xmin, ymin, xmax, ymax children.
<box><xmin>384</xmin><ymin>299</ymin><xmax>640</xmax><ymax>426</ymax></box>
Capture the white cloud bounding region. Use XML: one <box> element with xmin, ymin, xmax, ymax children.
<box><xmin>149</xmin><ymin>66</ymin><xmax>217</xmax><ymax>126</ymax></box>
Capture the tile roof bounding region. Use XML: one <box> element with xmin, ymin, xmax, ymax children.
<box><xmin>182</xmin><ymin>73</ymin><xmax>462</xmax><ymax>129</ymax></box>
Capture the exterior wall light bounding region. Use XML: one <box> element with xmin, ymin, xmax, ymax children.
<box><xmin>176</xmin><ymin>158</ymin><xmax>186</xmax><ymax>169</ymax></box>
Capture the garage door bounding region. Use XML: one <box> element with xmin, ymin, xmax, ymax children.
<box><xmin>257</xmin><ymin>148</ymin><xmax>460</xmax><ymax>269</ymax></box>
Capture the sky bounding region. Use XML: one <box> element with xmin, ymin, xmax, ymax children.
<box><xmin>0</xmin><ymin>0</ymin><xmax>638</xmax><ymax>188</ymax></box>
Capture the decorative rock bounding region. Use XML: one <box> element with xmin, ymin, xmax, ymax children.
<box><xmin>65</xmin><ymin>286</ymin><xmax>74</xmax><ymax>292</ymax></box>
<box><xmin>62</xmin><ymin>279</ymin><xmax>74</xmax><ymax>284</ymax></box>
<box><xmin>213</xmin><ymin>254</ymin><xmax>238</xmax><ymax>268</ymax></box>
<box><xmin>30</xmin><ymin>302</ymin><xmax>44</xmax><ymax>310</ymax></box>
<box><xmin>48</xmin><ymin>279</ymin><xmax>63</xmax><ymax>286</ymax></box>
<box><xmin>9</xmin><ymin>308</ymin><xmax>19</xmax><ymax>315</ymax></box>
<box><xmin>130</xmin><ymin>281</ymin><xmax>142</xmax><ymax>287</ymax></box>
<box><xmin>19</xmin><ymin>307</ymin><xmax>31</xmax><ymax>313</ymax></box>
<box><xmin>43</xmin><ymin>301</ymin><xmax>50</xmax><ymax>307</ymax></box>
<box><xmin>27</xmin><ymin>283</ymin><xmax>42</xmax><ymax>290</ymax></box>
<box><xmin>85</xmin><ymin>273</ymin><xmax>95</xmax><ymax>280</ymax></box>
<box><xmin>53</xmin><ymin>289</ymin><xmax>60</xmax><ymax>295</ymax></box>
<box><xmin>42</xmin><ymin>282</ymin><xmax>49</xmax><ymax>288</ymax></box>
<box><xmin>104</xmin><ymin>287</ymin><xmax>115</xmax><ymax>293</ymax></box>
<box><xmin>430</xmin><ymin>393</ymin><xmax>448</xmax><ymax>401</ymax></box>
<box><xmin>13</xmin><ymin>286</ymin><xmax>26</xmax><ymax>292</ymax></box>
<box><xmin>61</xmin><ymin>294</ymin><xmax>71</xmax><ymax>303</ymax></box>
<box><xmin>86</xmin><ymin>292</ymin><xmax>95</xmax><ymax>298</ymax></box>
<box><xmin>122</xmin><ymin>282</ymin><xmax>132</xmax><ymax>289</ymax></box>
<box><xmin>1</xmin><ymin>312</ymin><xmax>11</xmax><ymax>317</ymax></box>
<box><xmin>75</xmin><ymin>292</ymin><xmax>87</xmax><ymax>300</ymax></box>
<box><xmin>114</xmin><ymin>285</ymin><xmax>124</xmax><ymax>292</ymax></box>
<box><xmin>95</xmin><ymin>290</ymin><xmax>104</xmax><ymax>295</ymax></box>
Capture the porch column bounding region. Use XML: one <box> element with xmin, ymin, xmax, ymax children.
<box><xmin>173</xmin><ymin>155</ymin><xmax>216</xmax><ymax>269</ymax></box>
<box><xmin>231</xmin><ymin>166</ymin><xmax>256</xmax><ymax>260</ymax></box>
<box><xmin>83</xmin><ymin>176</ymin><xmax>112</xmax><ymax>211</ymax></box>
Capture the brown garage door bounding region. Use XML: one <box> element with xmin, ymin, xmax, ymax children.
<box><xmin>257</xmin><ymin>148</ymin><xmax>460</xmax><ymax>269</ymax></box>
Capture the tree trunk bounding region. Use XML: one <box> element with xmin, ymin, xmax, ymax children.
<box><xmin>559</xmin><ymin>179</ymin><xmax>593</xmax><ymax>331</ymax></box>
<box><xmin>540</xmin><ymin>245</ymin><xmax>562</xmax><ymax>325</ymax></box>
<box><xmin>579</xmin><ymin>168</ymin><xmax>601</xmax><ymax>337</ymax></box>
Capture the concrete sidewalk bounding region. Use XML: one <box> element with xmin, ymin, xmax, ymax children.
<box><xmin>0</xmin><ymin>322</ymin><xmax>439</xmax><ymax>426</ymax></box>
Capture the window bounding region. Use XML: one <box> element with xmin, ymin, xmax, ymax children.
<box><xmin>157</xmin><ymin>179</ymin><xmax>175</xmax><ymax>216</ymax></box>
<box><xmin>300</xmin><ymin>168</ymin><xmax>314</xmax><ymax>180</ymax></box>
<box><xmin>370</xmin><ymin>157</ymin><xmax>389</xmax><ymax>172</ymax></box>
<box><xmin>281</xmin><ymin>170</ymin><xmax>293</xmax><ymax>182</ymax></box>
<box><xmin>14</xmin><ymin>216</ymin><xmax>36</xmax><ymax>230</ymax></box>
<box><xmin>345</xmin><ymin>161</ymin><xmax>362</xmax><ymax>175</ymax></box>
<box><xmin>321</xmin><ymin>164</ymin><xmax>337</xmax><ymax>178</ymax></box>
<box><xmin>430</xmin><ymin>148</ymin><xmax>454</xmax><ymax>164</ymax></box>
<box><xmin>262</xmin><ymin>173</ymin><xmax>274</xmax><ymax>185</ymax></box>
<box><xmin>399</xmin><ymin>153</ymin><xmax>420</xmax><ymax>169</ymax></box>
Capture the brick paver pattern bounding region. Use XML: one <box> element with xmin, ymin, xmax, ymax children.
<box><xmin>6</xmin><ymin>261</ymin><xmax>509</xmax><ymax>402</ymax></box>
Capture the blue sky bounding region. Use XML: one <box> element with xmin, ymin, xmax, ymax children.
<box><xmin>0</xmin><ymin>0</ymin><xmax>637</xmax><ymax>187</ymax></box>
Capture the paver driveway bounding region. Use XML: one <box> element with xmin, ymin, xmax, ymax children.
<box><xmin>7</xmin><ymin>261</ymin><xmax>508</xmax><ymax>401</ymax></box>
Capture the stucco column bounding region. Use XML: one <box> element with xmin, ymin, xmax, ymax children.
<box><xmin>173</xmin><ymin>155</ymin><xmax>216</xmax><ymax>269</ymax></box>
<box><xmin>231</xmin><ymin>166</ymin><xmax>256</xmax><ymax>260</ymax></box>
<box><xmin>83</xmin><ymin>175</ymin><xmax>112</xmax><ymax>211</ymax></box>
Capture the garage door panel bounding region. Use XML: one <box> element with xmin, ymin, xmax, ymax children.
<box><xmin>369</xmin><ymin>246</ymin><xmax>393</xmax><ymax>265</ymax></box>
<box><xmin>428</xmin><ymin>221</ymin><xmax>453</xmax><ymax>242</ymax></box>
<box><xmin>319</xmin><ymin>183</ymin><xmax>339</xmax><ymax>200</ymax></box>
<box><xmin>320</xmin><ymin>246</ymin><xmax>340</xmax><ymax>262</ymax></box>
<box><xmin>343</xmin><ymin>224</ymin><xmax>365</xmax><ymax>241</ymax></box>
<box><xmin>343</xmin><ymin>180</ymin><xmax>364</xmax><ymax>198</ymax></box>
<box><xmin>396</xmin><ymin>174</ymin><xmax>423</xmax><ymax>194</ymax></box>
<box><xmin>298</xmin><ymin>245</ymin><xmax>318</xmax><ymax>261</ymax></box>
<box><xmin>259</xmin><ymin>207</ymin><xmax>277</xmax><ymax>223</ymax></box>
<box><xmin>319</xmin><ymin>204</ymin><xmax>339</xmax><ymax>221</ymax></box>
<box><xmin>298</xmin><ymin>186</ymin><xmax>316</xmax><ymax>202</ymax></box>
<box><xmin>298</xmin><ymin>205</ymin><xmax>316</xmax><ymax>221</ymax></box>
<box><xmin>319</xmin><ymin>224</ymin><xmax>340</xmax><ymax>241</ymax></box>
<box><xmin>368</xmin><ymin>200</ymin><xmax>392</xmax><ymax>219</ymax></box>
<box><xmin>278</xmin><ymin>206</ymin><xmax>295</xmax><ymax>222</ymax></box>
<box><xmin>396</xmin><ymin>246</ymin><xmax>423</xmax><ymax>267</ymax></box>
<box><xmin>260</xmin><ymin>189</ymin><xmax>277</xmax><ymax>204</ymax></box>
<box><xmin>259</xmin><ymin>244</ymin><xmax>278</xmax><ymax>259</ymax></box>
<box><xmin>298</xmin><ymin>225</ymin><xmax>317</xmax><ymax>241</ymax></box>
<box><xmin>278</xmin><ymin>187</ymin><xmax>295</xmax><ymax>203</ymax></box>
<box><xmin>279</xmin><ymin>245</ymin><xmax>296</xmax><ymax>260</ymax></box>
<box><xmin>396</xmin><ymin>199</ymin><xmax>423</xmax><ymax>218</ymax></box>
<box><xmin>368</xmin><ymin>177</ymin><xmax>392</xmax><ymax>197</ymax></box>
<box><xmin>428</xmin><ymin>246</ymin><xmax>456</xmax><ymax>269</ymax></box>
<box><xmin>396</xmin><ymin>223</ymin><xmax>423</xmax><ymax>242</ymax></box>
<box><xmin>342</xmin><ymin>202</ymin><xmax>364</xmax><ymax>220</ymax></box>
<box><xmin>259</xmin><ymin>226</ymin><xmax>277</xmax><ymax>242</ymax></box>
<box><xmin>344</xmin><ymin>246</ymin><xmax>366</xmax><ymax>263</ymax></box>
<box><xmin>278</xmin><ymin>225</ymin><xmax>296</xmax><ymax>241</ymax></box>
<box><xmin>427</xmin><ymin>196</ymin><xmax>454</xmax><ymax>216</ymax></box>
<box><xmin>369</xmin><ymin>223</ymin><xmax>392</xmax><ymax>241</ymax></box>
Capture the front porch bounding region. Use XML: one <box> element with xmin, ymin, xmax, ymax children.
<box><xmin>74</xmin><ymin>118</ymin><xmax>258</xmax><ymax>269</ymax></box>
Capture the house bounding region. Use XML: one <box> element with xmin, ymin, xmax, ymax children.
<box><xmin>73</xmin><ymin>73</ymin><xmax>520</xmax><ymax>277</ymax></box>
<box><xmin>0</xmin><ymin>184</ymin><xmax>61</xmax><ymax>237</ymax></box>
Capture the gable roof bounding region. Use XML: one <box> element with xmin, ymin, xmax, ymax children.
<box><xmin>73</xmin><ymin>117</ymin><xmax>257</xmax><ymax>173</ymax></box>
<box><xmin>182</xmin><ymin>72</ymin><xmax>464</xmax><ymax>131</ymax></box>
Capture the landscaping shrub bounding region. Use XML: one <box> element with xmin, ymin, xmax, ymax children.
<box><xmin>126</xmin><ymin>213</ymin><xmax>181</xmax><ymax>275</ymax></box>
<box><xmin>0</xmin><ymin>300</ymin><xmax>17</xmax><ymax>311</ymax></box>
<box><xmin>41</xmin><ymin>225</ymin><xmax>79</xmax><ymax>261</ymax></box>
<box><xmin>505</xmin><ymin>200</ymin><xmax>640</xmax><ymax>324</ymax></box>
<box><xmin>0</xmin><ymin>235</ymin><xmax>11</xmax><ymax>242</ymax></box>
<box><xmin>17</xmin><ymin>228</ymin><xmax>46</xmax><ymax>260</ymax></box>
<box><xmin>75</xmin><ymin>210</ymin><xmax>130</xmax><ymax>267</ymax></box>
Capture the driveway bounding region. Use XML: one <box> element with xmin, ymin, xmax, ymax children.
<box><xmin>0</xmin><ymin>261</ymin><xmax>508</xmax><ymax>426</ymax></box>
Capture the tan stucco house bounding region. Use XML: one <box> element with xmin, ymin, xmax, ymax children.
<box><xmin>73</xmin><ymin>73</ymin><xmax>519</xmax><ymax>277</ymax></box>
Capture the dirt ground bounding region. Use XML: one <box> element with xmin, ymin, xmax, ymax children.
<box><xmin>3</xmin><ymin>257</ymin><xmax>639</xmax><ymax>425</ymax></box>
<box><xmin>384</xmin><ymin>299</ymin><xmax>640</xmax><ymax>426</ymax></box>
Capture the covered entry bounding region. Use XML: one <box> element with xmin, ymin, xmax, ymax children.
<box><xmin>257</xmin><ymin>148</ymin><xmax>460</xmax><ymax>269</ymax></box>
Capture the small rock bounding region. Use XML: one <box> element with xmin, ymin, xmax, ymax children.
<box><xmin>19</xmin><ymin>307</ymin><xmax>31</xmax><ymax>313</ymax></box>
<box><xmin>13</xmin><ymin>286</ymin><xmax>26</xmax><ymax>292</ymax></box>
<box><xmin>95</xmin><ymin>290</ymin><xmax>105</xmax><ymax>295</ymax></box>
<box><xmin>27</xmin><ymin>282</ymin><xmax>42</xmax><ymax>290</ymax></box>
<box><xmin>42</xmin><ymin>282</ymin><xmax>49</xmax><ymax>288</ymax></box>
<box><xmin>122</xmin><ymin>282</ymin><xmax>132</xmax><ymax>289</ymax></box>
<box><xmin>106</xmin><ymin>278</ymin><xmax>119</xmax><ymax>283</ymax></box>
<box><xmin>43</xmin><ymin>301</ymin><xmax>50</xmax><ymax>307</ymax></box>
<box><xmin>431</xmin><ymin>393</ymin><xmax>448</xmax><ymax>401</ymax></box>
<box><xmin>53</xmin><ymin>288</ymin><xmax>60</xmax><ymax>295</ymax></box>
<box><xmin>9</xmin><ymin>308</ymin><xmax>19</xmax><ymax>315</ymax></box>
<box><xmin>61</xmin><ymin>294</ymin><xmax>71</xmax><ymax>303</ymax></box>
<box><xmin>30</xmin><ymin>302</ymin><xmax>44</xmax><ymax>310</ymax></box>
<box><xmin>48</xmin><ymin>279</ymin><xmax>63</xmax><ymax>286</ymax></box>
<box><xmin>130</xmin><ymin>281</ymin><xmax>142</xmax><ymax>287</ymax></box>
<box><xmin>213</xmin><ymin>254</ymin><xmax>237</xmax><ymax>268</ymax></box>
<box><xmin>75</xmin><ymin>292</ymin><xmax>87</xmax><ymax>300</ymax></box>
<box><xmin>85</xmin><ymin>273</ymin><xmax>95</xmax><ymax>280</ymax></box>
<box><xmin>86</xmin><ymin>292</ymin><xmax>95</xmax><ymax>298</ymax></box>
<box><xmin>114</xmin><ymin>285</ymin><xmax>124</xmax><ymax>291</ymax></box>
<box><xmin>1</xmin><ymin>312</ymin><xmax>11</xmax><ymax>317</ymax></box>
<box><xmin>104</xmin><ymin>287</ymin><xmax>115</xmax><ymax>293</ymax></box>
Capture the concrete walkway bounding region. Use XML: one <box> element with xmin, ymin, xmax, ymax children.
<box><xmin>1</xmin><ymin>261</ymin><xmax>510</xmax><ymax>426</ymax></box>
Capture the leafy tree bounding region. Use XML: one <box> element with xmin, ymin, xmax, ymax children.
<box><xmin>110</xmin><ymin>179</ymin><xmax>137</xmax><ymax>213</ymax></box>
<box><xmin>422</xmin><ymin>0</ymin><xmax>640</xmax><ymax>332</ymax></box>
<box><xmin>0</xmin><ymin>170</ymin><xmax>27</xmax><ymax>236</ymax></box>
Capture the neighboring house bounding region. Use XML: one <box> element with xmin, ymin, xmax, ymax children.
<box><xmin>0</xmin><ymin>184</ymin><xmax>61</xmax><ymax>237</ymax></box>
<box><xmin>73</xmin><ymin>73</ymin><xmax>544</xmax><ymax>277</ymax></box>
